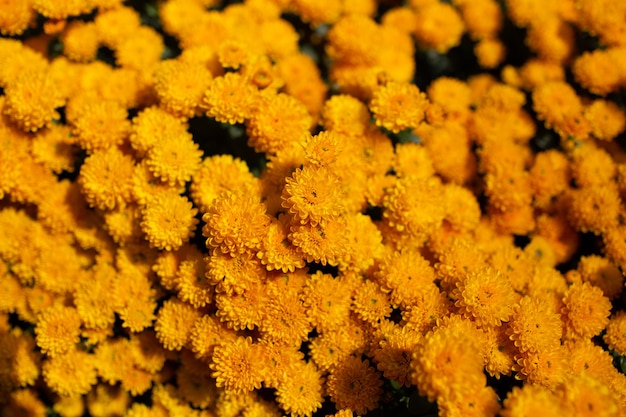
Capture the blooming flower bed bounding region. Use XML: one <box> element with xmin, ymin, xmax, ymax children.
<box><xmin>1</xmin><ymin>0</ymin><xmax>626</xmax><ymax>416</ymax></box>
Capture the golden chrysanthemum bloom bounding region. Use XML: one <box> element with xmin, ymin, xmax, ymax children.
<box><xmin>513</xmin><ymin>346</ymin><xmax>568</xmax><ymax>389</ymax></box>
<box><xmin>145</xmin><ymin>129</ymin><xmax>203</xmax><ymax>187</ymax></box>
<box><xmin>203</xmin><ymin>191</ymin><xmax>271</xmax><ymax>255</ymax></box>
<box><xmin>577</xmin><ymin>255</ymin><xmax>624</xmax><ymax>300</ymax></box>
<box><xmin>507</xmin><ymin>296</ymin><xmax>562</xmax><ymax>354</ymax></box>
<box><xmin>154</xmin><ymin>297</ymin><xmax>201</xmax><ymax>351</ymax></box>
<box><xmin>282</xmin><ymin>166</ymin><xmax>344</xmax><ymax>227</ymax></box>
<box><xmin>290</xmin><ymin>0</ymin><xmax>342</xmax><ymax>25</ymax></box>
<box><xmin>210</xmin><ymin>336</ymin><xmax>264</xmax><ymax>394</ymax></box>
<box><xmin>371</xmin><ymin>322</ymin><xmax>422</xmax><ymax>387</ymax></box>
<box><xmin>532</xmin><ymin>81</ymin><xmax>586</xmax><ymax>137</ymax></box>
<box><xmin>481</xmin><ymin>325</ymin><xmax>516</xmax><ymax>379</ymax></box>
<box><xmin>258</xmin><ymin>283</ymin><xmax>312</xmax><ymax>347</ymax></box>
<box><xmin>129</xmin><ymin>106</ymin><xmax>190</xmax><ymax>157</ymax></box>
<box><xmin>500</xmin><ymin>384</ymin><xmax>567</xmax><ymax>417</ymax></box>
<box><xmin>567</xmin><ymin>186</ymin><xmax>620</xmax><ymax>235</ymax></box>
<box><xmin>246</xmin><ymin>92</ymin><xmax>312</xmax><ymax>154</ymax></box>
<box><xmin>561</xmin><ymin>373</ymin><xmax>620</xmax><ymax>417</ymax></box>
<box><xmin>62</xmin><ymin>21</ymin><xmax>99</xmax><ymax>62</ymax></box>
<box><xmin>400</xmin><ymin>284</ymin><xmax>451</xmax><ymax>333</ymax></box>
<box><xmin>352</xmin><ymin>279</ymin><xmax>392</xmax><ymax>326</ymax></box>
<box><xmin>190</xmin><ymin>314</ymin><xmax>238</xmax><ymax>361</ymax></box>
<box><xmin>604</xmin><ymin>311</ymin><xmax>626</xmax><ymax>356</ymax></box>
<box><xmin>215</xmin><ymin>281</ymin><xmax>267</xmax><ymax>330</ymax></box>
<box><xmin>190</xmin><ymin>154</ymin><xmax>260</xmax><ymax>213</ymax></box>
<box><xmin>257</xmin><ymin>215</ymin><xmax>306</xmax><ymax>273</ymax></box>
<box><xmin>74</xmin><ymin>263</ymin><xmax>117</xmax><ymax>330</ymax></box>
<box><xmin>276</xmin><ymin>360</ymin><xmax>324</xmax><ymax>417</ymax></box>
<box><xmin>561</xmin><ymin>282</ymin><xmax>611</xmax><ymax>341</ymax></box>
<box><xmin>202</xmin><ymin>72</ymin><xmax>260</xmax><ymax>124</ymax></box>
<box><xmin>3</xmin><ymin>70</ymin><xmax>64</xmax><ymax>132</ymax></box>
<box><xmin>451</xmin><ymin>265</ymin><xmax>517</xmax><ymax>328</ymax></box>
<box><xmin>176</xmin><ymin>256</ymin><xmax>213</xmax><ymax>309</ymax></box>
<box><xmin>382</xmin><ymin>176</ymin><xmax>446</xmax><ymax>246</ymax></box>
<box><xmin>572</xmin><ymin>49</ymin><xmax>622</xmax><ymax>97</ymax></box>
<box><xmin>34</xmin><ymin>304</ymin><xmax>81</xmax><ymax>357</ymax></box>
<box><xmin>529</xmin><ymin>149</ymin><xmax>570</xmax><ymax>208</ymax></box>
<box><xmin>30</xmin><ymin>124</ymin><xmax>77</xmax><ymax>175</ymax></box>
<box><xmin>413</xmin><ymin>2</ymin><xmax>465</xmax><ymax>53</ymax></box>
<box><xmin>206</xmin><ymin>249</ymin><xmax>266</xmax><ymax>295</ymax></box>
<box><xmin>154</xmin><ymin>59</ymin><xmax>213</xmax><ymax>119</ymax></box>
<box><xmin>289</xmin><ymin>217</ymin><xmax>350</xmax><ymax>266</ymax></box>
<box><xmin>393</xmin><ymin>142</ymin><xmax>435</xmax><ymax>179</ymax></box>
<box><xmin>43</xmin><ymin>349</ymin><xmax>97</xmax><ymax>397</ymax></box>
<box><xmin>369</xmin><ymin>81</ymin><xmax>428</xmax><ymax>133</ymax></box>
<box><xmin>301</xmin><ymin>271</ymin><xmax>352</xmax><ymax>333</ymax></box>
<box><xmin>140</xmin><ymin>192</ymin><xmax>198</xmax><ymax>251</ymax></box>
<box><xmin>114</xmin><ymin>26</ymin><xmax>163</xmax><ymax>70</ymax></box>
<box><xmin>585</xmin><ymin>99</ymin><xmax>626</xmax><ymax>141</ymax></box>
<box><xmin>570</xmin><ymin>144</ymin><xmax>616</xmax><ymax>188</ymax></box>
<box><xmin>79</xmin><ymin>146</ymin><xmax>135</xmax><ymax>210</ymax></box>
<box><xmin>327</xmin><ymin>356</ymin><xmax>383</xmax><ymax>415</ymax></box>
<box><xmin>411</xmin><ymin>325</ymin><xmax>486</xmax><ymax>402</ymax></box>
<box><xmin>70</xmin><ymin>99</ymin><xmax>130</xmax><ymax>153</ymax></box>
<box><xmin>113</xmin><ymin>269</ymin><xmax>157</xmax><ymax>333</ymax></box>
<box><xmin>322</xmin><ymin>94</ymin><xmax>370</xmax><ymax>135</ymax></box>
<box><xmin>32</xmin><ymin>0</ymin><xmax>94</xmax><ymax>19</ymax></box>
<box><xmin>0</xmin><ymin>0</ymin><xmax>35</xmax><ymax>36</ymax></box>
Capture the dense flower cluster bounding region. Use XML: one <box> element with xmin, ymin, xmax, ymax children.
<box><xmin>1</xmin><ymin>0</ymin><xmax>626</xmax><ymax>416</ymax></box>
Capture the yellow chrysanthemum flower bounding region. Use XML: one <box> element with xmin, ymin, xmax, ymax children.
<box><xmin>154</xmin><ymin>297</ymin><xmax>201</xmax><ymax>351</ymax></box>
<box><xmin>43</xmin><ymin>349</ymin><xmax>97</xmax><ymax>397</ymax></box>
<box><xmin>327</xmin><ymin>356</ymin><xmax>383</xmax><ymax>415</ymax></box>
<box><xmin>370</xmin><ymin>81</ymin><xmax>429</xmax><ymax>133</ymax></box>
<box><xmin>35</xmin><ymin>304</ymin><xmax>81</xmax><ymax>357</ymax></box>
<box><xmin>202</xmin><ymin>72</ymin><xmax>260</xmax><ymax>124</ymax></box>
<box><xmin>70</xmin><ymin>99</ymin><xmax>130</xmax><ymax>153</ymax></box>
<box><xmin>275</xmin><ymin>360</ymin><xmax>324</xmax><ymax>417</ymax></box>
<box><xmin>140</xmin><ymin>192</ymin><xmax>199</xmax><ymax>251</ymax></box>
<box><xmin>210</xmin><ymin>336</ymin><xmax>264</xmax><ymax>394</ymax></box>
<box><xmin>4</xmin><ymin>70</ymin><xmax>64</xmax><ymax>132</ymax></box>
<box><xmin>154</xmin><ymin>59</ymin><xmax>213</xmax><ymax>119</ymax></box>
<box><xmin>145</xmin><ymin>129</ymin><xmax>203</xmax><ymax>187</ymax></box>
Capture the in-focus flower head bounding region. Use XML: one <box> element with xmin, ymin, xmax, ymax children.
<box><xmin>561</xmin><ymin>281</ymin><xmax>611</xmax><ymax>340</ymax></box>
<box><xmin>210</xmin><ymin>336</ymin><xmax>264</xmax><ymax>394</ymax></box>
<box><xmin>154</xmin><ymin>58</ymin><xmax>213</xmax><ymax>119</ymax></box>
<box><xmin>70</xmin><ymin>98</ymin><xmax>130</xmax><ymax>153</ymax></box>
<box><xmin>370</xmin><ymin>81</ymin><xmax>429</xmax><ymax>133</ymax></box>
<box><xmin>282</xmin><ymin>165</ymin><xmax>344</xmax><ymax>227</ymax></box>
<box><xmin>154</xmin><ymin>297</ymin><xmax>201</xmax><ymax>351</ymax></box>
<box><xmin>141</xmin><ymin>191</ymin><xmax>198</xmax><ymax>251</ymax></box>
<box><xmin>129</xmin><ymin>106</ymin><xmax>190</xmax><ymax>157</ymax></box>
<box><xmin>275</xmin><ymin>360</ymin><xmax>324</xmax><ymax>417</ymax></box>
<box><xmin>327</xmin><ymin>356</ymin><xmax>383</xmax><ymax>416</ymax></box>
<box><xmin>202</xmin><ymin>72</ymin><xmax>260</xmax><ymax>124</ymax></box>
<box><xmin>4</xmin><ymin>70</ymin><xmax>64</xmax><ymax>132</ymax></box>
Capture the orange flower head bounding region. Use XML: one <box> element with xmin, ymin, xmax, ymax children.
<box><xmin>35</xmin><ymin>304</ymin><xmax>81</xmax><ymax>357</ymax></box>
<box><xmin>604</xmin><ymin>311</ymin><xmax>626</xmax><ymax>356</ymax></box>
<box><xmin>584</xmin><ymin>99</ymin><xmax>626</xmax><ymax>141</ymax></box>
<box><xmin>210</xmin><ymin>336</ymin><xmax>264</xmax><ymax>394</ymax></box>
<box><xmin>70</xmin><ymin>99</ymin><xmax>130</xmax><ymax>153</ymax></box>
<box><xmin>562</xmin><ymin>282</ymin><xmax>611</xmax><ymax>340</ymax></box>
<box><xmin>4</xmin><ymin>70</ymin><xmax>64</xmax><ymax>132</ymax></box>
<box><xmin>144</xmin><ymin>128</ymin><xmax>203</xmax><ymax>187</ymax></box>
<box><xmin>507</xmin><ymin>296</ymin><xmax>562</xmax><ymax>354</ymax></box>
<box><xmin>370</xmin><ymin>81</ymin><xmax>429</xmax><ymax>133</ymax></box>
<box><xmin>0</xmin><ymin>0</ymin><xmax>35</xmax><ymax>35</ymax></box>
<box><xmin>413</xmin><ymin>2</ymin><xmax>465</xmax><ymax>53</ymax></box>
<box><xmin>275</xmin><ymin>360</ymin><xmax>324</xmax><ymax>417</ymax></box>
<box><xmin>140</xmin><ymin>192</ymin><xmax>198</xmax><ymax>251</ymax></box>
<box><xmin>202</xmin><ymin>72</ymin><xmax>260</xmax><ymax>124</ymax></box>
<box><xmin>577</xmin><ymin>255</ymin><xmax>624</xmax><ymax>300</ymax></box>
<box><xmin>78</xmin><ymin>147</ymin><xmax>135</xmax><ymax>210</ymax></box>
<box><xmin>129</xmin><ymin>106</ymin><xmax>189</xmax><ymax>157</ymax></box>
<box><xmin>43</xmin><ymin>350</ymin><xmax>97</xmax><ymax>397</ymax></box>
<box><xmin>154</xmin><ymin>59</ymin><xmax>213</xmax><ymax>119</ymax></box>
<box><xmin>154</xmin><ymin>297</ymin><xmax>201</xmax><ymax>351</ymax></box>
<box><xmin>327</xmin><ymin>356</ymin><xmax>383</xmax><ymax>415</ymax></box>
<box><xmin>62</xmin><ymin>21</ymin><xmax>99</xmax><ymax>62</ymax></box>
<box><xmin>322</xmin><ymin>94</ymin><xmax>371</xmax><ymax>135</ymax></box>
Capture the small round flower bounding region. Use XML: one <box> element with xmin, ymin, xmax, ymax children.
<box><xmin>4</xmin><ymin>70</ymin><xmax>64</xmax><ymax>132</ymax></box>
<box><xmin>370</xmin><ymin>81</ymin><xmax>429</xmax><ymax>133</ymax></box>
<box><xmin>258</xmin><ymin>286</ymin><xmax>312</xmax><ymax>347</ymax></box>
<box><xmin>35</xmin><ymin>304</ymin><xmax>81</xmax><ymax>357</ymax></box>
<box><xmin>572</xmin><ymin>49</ymin><xmax>622</xmax><ymax>96</ymax></box>
<box><xmin>322</xmin><ymin>94</ymin><xmax>370</xmax><ymax>135</ymax></box>
<box><xmin>257</xmin><ymin>215</ymin><xmax>306</xmax><ymax>273</ymax></box>
<box><xmin>140</xmin><ymin>192</ymin><xmax>198</xmax><ymax>251</ymax></box>
<box><xmin>584</xmin><ymin>99</ymin><xmax>626</xmax><ymax>141</ymax></box>
<box><xmin>577</xmin><ymin>255</ymin><xmax>624</xmax><ymax>300</ymax></box>
<box><xmin>62</xmin><ymin>21</ymin><xmax>99</xmax><ymax>62</ymax></box>
<box><xmin>352</xmin><ymin>279</ymin><xmax>392</xmax><ymax>326</ymax></box>
<box><xmin>215</xmin><ymin>281</ymin><xmax>267</xmax><ymax>330</ymax></box>
<box><xmin>276</xmin><ymin>360</ymin><xmax>324</xmax><ymax>417</ymax></box>
<box><xmin>43</xmin><ymin>350</ymin><xmax>97</xmax><ymax>397</ymax></box>
<box><xmin>206</xmin><ymin>249</ymin><xmax>266</xmax><ymax>295</ymax></box>
<box><xmin>203</xmin><ymin>191</ymin><xmax>271</xmax><ymax>255</ymax></box>
<box><xmin>507</xmin><ymin>296</ymin><xmax>562</xmax><ymax>354</ymax></box>
<box><xmin>114</xmin><ymin>26</ymin><xmax>164</xmax><ymax>70</ymax></box>
<box><xmin>190</xmin><ymin>154</ymin><xmax>260</xmax><ymax>213</ymax></box>
<box><xmin>154</xmin><ymin>297</ymin><xmax>201</xmax><ymax>351</ymax></box>
<box><xmin>567</xmin><ymin>186</ymin><xmax>620</xmax><ymax>235</ymax></box>
<box><xmin>210</xmin><ymin>336</ymin><xmax>264</xmax><ymax>394</ymax></box>
<box><xmin>282</xmin><ymin>166</ymin><xmax>344</xmax><ymax>227</ymax></box>
<box><xmin>176</xmin><ymin>257</ymin><xmax>213</xmax><ymax>309</ymax></box>
<box><xmin>129</xmin><ymin>106</ymin><xmax>189</xmax><ymax>157</ymax></box>
<box><xmin>202</xmin><ymin>72</ymin><xmax>260</xmax><ymax>124</ymax></box>
<box><xmin>78</xmin><ymin>147</ymin><xmax>135</xmax><ymax>210</ymax></box>
<box><xmin>561</xmin><ymin>282</ymin><xmax>611</xmax><ymax>340</ymax></box>
<box><xmin>190</xmin><ymin>314</ymin><xmax>238</xmax><ymax>361</ymax></box>
<box><xmin>70</xmin><ymin>99</ymin><xmax>130</xmax><ymax>153</ymax></box>
<box><xmin>0</xmin><ymin>0</ymin><xmax>35</xmax><ymax>35</ymax></box>
<box><xmin>145</xmin><ymin>130</ymin><xmax>203</xmax><ymax>187</ymax></box>
<box><xmin>500</xmin><ymin>384</ymin><xmax>567</xmax><ymax>417</ymax></box>
<box><xmin>246</xmin><ymin>92</ymin><xmax>312</xmax><ymax>154</ymax></box>
<box><xmin>154</xmin><ymin>59</ymin><xmax>213</xmax><ymax>119</ymax></box>
<box><xmin>604</xmin><ymin>311</ymin><xmax>626</xmax><ymax>356</ymax></box>
<box><xmin>327</xmin><ymin>356</ymin><xmax>383</xmax><ymax>415</ymax></box>
<box><xmin>288</xmin><ymin>217</ymin><xmax>350</xmax><ymax>266</ymax></box>
<box><xmin>413</xmin><ymin>2</ymin><xmax>465</xmax><ymax>53</ymax></box>
<box><xmin>452</xmin><ymin>266</ymin><xmax>517</xmax><ymax>328</ymax></box>
<box><xmin>74</xmin><ymin>263</ymin><xmax>117</xmax><ymax>330</ymax></box>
